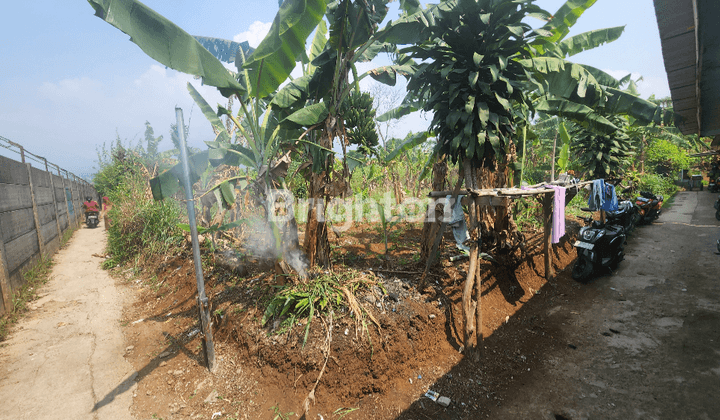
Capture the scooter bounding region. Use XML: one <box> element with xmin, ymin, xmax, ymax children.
<box><xmin>635</xmin><ymin>191</ymin><xmax>664</xmax><ymax>225</ymax></box>
<box><xmin>572</xmin><ymin>212</ymin><xmax>627</xmax><ymax>282</ymax></box>
<box><xmin>605</xmin><ymin>187</ymin><xmax>638</xmax><ymax>235</ymax></box>
<box><xmin>710</xmin><ymin>177</ymin><xmax>720</xmax><ymax>193</ymax></box>
<box><xmin>85</xmin><ymin>211</ymin><xmax>100</xmax><ymax>228</ymax></box>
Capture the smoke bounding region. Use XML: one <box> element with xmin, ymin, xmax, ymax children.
<box><xmin>241</xmin><ymin>215</ymin><xmax>309</xmax><ymax>278</ymax></box>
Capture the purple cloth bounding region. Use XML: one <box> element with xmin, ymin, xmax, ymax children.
<box><xmin>544</xmin><ymin>185</ymin><xmax>566</xmax><ymax>244</ymax></box>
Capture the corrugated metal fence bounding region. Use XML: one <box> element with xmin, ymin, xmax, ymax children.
<box><xmin>0</xmin><ymin>136</ymin><xmax>96</xmax><ymax>316</ymax></box>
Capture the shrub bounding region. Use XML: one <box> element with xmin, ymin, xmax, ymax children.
<box><xmin>646</xmin><ymin>139</ymin><xmax>690</xmax><ymax>175</ymax></box>
<box><xmin>637</xmin><ymin>173</ymin><xmax>677</xmax><ymax>198</ymax></box>
<box><xmin>103</xmin><ymin>166</ymin><xmax>184</xmax><ymax>268</ymax></box>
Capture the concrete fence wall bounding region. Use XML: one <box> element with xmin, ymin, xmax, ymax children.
<box><xmin>0</xmin><ymin>154</ymin><xmax>96</xmax><ymax>316</ymax></box>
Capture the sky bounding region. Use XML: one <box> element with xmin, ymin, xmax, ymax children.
<box><xmin>0</xmin><ymin>0</ymin><xmax>670</xmax><ymax>180</ymax></box>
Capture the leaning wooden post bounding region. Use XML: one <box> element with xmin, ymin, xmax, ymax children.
<box><xmin>543</xmin><ymin>191</ymin><xmax>555</xmax><ymax>279</ymax></box>
<box><xmin>176</xmin><ymin>107</ymin><xmax>216</xmax><ymax>372</ymax></box>
<box><xmin>461</xmin><ymin>161</ymin><xmax>479</xmax><ymax>357</ymax></box>
<box><xmin>473</xmin><ymin>195</ymin><xmax>484</xmax><ymax>358</ymax></box>
<box><xmin>26</xmin><ymin>163</ymin><xmax>46</xmax><ymax>257</ymax></box>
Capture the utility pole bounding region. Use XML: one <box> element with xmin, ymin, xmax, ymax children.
<box><xmin>176</xmin><ymin>107</ymin><xmax>216</xmax><ymax>372</ymax></box>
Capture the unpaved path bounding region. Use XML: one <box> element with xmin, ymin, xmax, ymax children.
<box><xmin>492</xmin><ymin>190</ymin><xmax>720</xmax><ymax>419</ymax></box>
<box><xmin>0</xmin><ymin>221</ymin><xmax>135</xmax><ymax>420</ymax></box>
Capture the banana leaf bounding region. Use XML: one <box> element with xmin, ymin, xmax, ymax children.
<box><xmin>283</xmin><ymin>102</ymin><xmax>329</xmax><ymax>127</ymax></box>
<box><xmin>243</xmin><ymin>0</ymin><xmax>328</xmax><ymax>98</ymax></box>
<box><xmin>186</xmin><ymin>83</ymin><xmax>231</xmax><ymax>143</ymax></box>
<box><xmin>521</xmin><ymin>57</ymin><xmax>605</xmax><ymax>103</ymax></box>
<box><xmin>535</xmin><ymin>99</ymin><xmax>618</xmax><ymax>134</ymax></box>
<box><xmin>193</xmin><ymin>36</ymin><xmax>254</xmax><ymax>67</ymax></box>
<box><xmin>605</xmin><ymin>87</ymin><xmax>671</xmax><ymax>125</ymax></box>
<box><xmin>384</xmin><ymin>132</ymin><xmax>430</xmax><ymax>162</ymax></box>
<box><xmin>87</xmin><ymin>0</ymin><xmax>244</xmax><ymax>95</ymax></box>
<box><xmin>556</xmin><ymin>26</ymin><xmax>625</xmax><ymax>58</ymax></box>
<box><xmin>535</xmin><ymin>0</ymin><xmax>598</xmax><ymax>44</ymax></box>
<box><xmin>306</xmin><ymin>19</ymin><xmax>328</xmax><ymax>75</ymax></box>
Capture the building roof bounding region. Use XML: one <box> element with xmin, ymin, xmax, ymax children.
<box><xmin>654</xmin><ymin>0</ymin><xmax>720</xmax><ymax>136</ymax></box>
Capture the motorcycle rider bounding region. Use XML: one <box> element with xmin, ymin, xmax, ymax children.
<box><xmin>83</xmin><ymin>196</ymin><xmax>99</xmax><ymax>223</ymax></box>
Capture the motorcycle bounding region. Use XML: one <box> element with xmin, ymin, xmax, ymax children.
<box><xmin>710</xmin><ymin>176</ymin><xmax>720</xmax><ymax>193</ymax></box>
<box><xmin>85</xmin><ymin>211</ymin><xmax>100</xmax><ymax>228</ymax></box>
<box><xmin>635</xmin><ymin>191</ymin><xmax>664</xmax><ymax>225</ymax></box>
<box><xmin>605</xmin><ymin>187</ymin><xmax>638</xmax><ymax>235</ymax></box>
<box><xmin>572</xmin><ymin>212</ymin><xmax>627</xmax><ymax>282</ymax></box>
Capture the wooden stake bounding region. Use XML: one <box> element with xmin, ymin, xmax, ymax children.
<box><xmin>543</xmin><ymin>191</ymin><xmax>555</xmax><ymax>279</ymax></box>
<box><xmin>474</xmin><ymin>196</ymin><xmax>484</xmax><ymax>357</ymax></box>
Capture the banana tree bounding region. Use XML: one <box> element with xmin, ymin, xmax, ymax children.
<box><xmin>88</xmin><ymin>0</ymin><xmax>328</xmax><ymax>273</ymax></box>
<box><xmin>267</xmin><ymin>0</ymin><xmax>424</xmax><ymax>267</ymax></box>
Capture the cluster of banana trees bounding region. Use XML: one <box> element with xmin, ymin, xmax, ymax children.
<box><xmin>88</xmin><ymin>0</ymin><xmax>670</xmax><ymax>277</ymax></box>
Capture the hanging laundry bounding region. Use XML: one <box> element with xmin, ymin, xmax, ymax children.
<box><xmin>446</xmin><ymin>195</ymin><xmax>470</xmax><ymax>253</ymax></box>
<box><xmin>587</xmin><ymin>179</ymin><xmax>618</xmax><ymax>212</ymax></box>
<box><xmin>588</xmin><ymin>179</ymin><xmax>605</xmax><ymax>210</ymax></box>
<box><xmin>545</xmin><ymin>185</ymin><xmax>566</xmax><ymax>244</ymax></box>
<box><xmin>600</xmin><ymin>183</ymin><xmax>618</xmax><ymax>212</ymax></box>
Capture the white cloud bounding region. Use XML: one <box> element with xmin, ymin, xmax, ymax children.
<box><xmin>233</xmin><ymin>21</ymin><xmax>272</xmax><ymax>48</ymax></box>
<box><xmin>19</xmin><ymin>65</ymin><xmax>232</xmax><ymax>177</ymax></box>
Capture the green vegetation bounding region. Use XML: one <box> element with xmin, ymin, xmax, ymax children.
<box><xmin>94</xmin><ymin>138</ymin><xmax>185</xmax><ymax>270</ymax></box>
<box><xmin>263</xmin><ymin>271</ymin><xmax>379</xmax><ymax>347</ymax></box>
<box><xmin>0</xmin><ymin>255</ymin><xmax>55</xmax><ymax>341</ymax></box>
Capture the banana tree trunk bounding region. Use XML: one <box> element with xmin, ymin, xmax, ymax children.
<box><xmin>420</xmin><ymin>156</ymin><xmax>447</xmax><ymax>261</ymax></box>
<box><xmin>303</xmin><ymin>121</ymin><xmax>335</xmax><ymax>268</ymax></box>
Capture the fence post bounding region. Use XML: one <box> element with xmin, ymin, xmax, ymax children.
<box><xmin>58</xmin><ymin>167</ymin><xmax>71</xmax><ymax>233</ymax></box>
<box><xmin>26</xmin><ymin>163</ymin><xmax>46</xmax><ymax>257</ymax></box>
<box><xmin>71</xmin><ymin>174</ymin><xmax>81</xmax><ymax>227</ymax></box>
<box><xmin>45</xmin><ymin>159</ymin><xmax>63</xmax><ymax>245</ymax></box>
<box><xmin>0</xmin><ymin>239</ymin><xmax>12</xmax><ymax>314</ymax></box>
<box><xmin>20</xmin><ymin>146</ymin><xmax>25</xmax><ymax>164</ymax></box>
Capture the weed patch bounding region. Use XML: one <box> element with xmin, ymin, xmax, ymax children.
<box><xmin>262</xmin><ymin>270</ymin><xmax>380</xmax><ymax>347</ymax></box>
<box><xmin>0</xmin><ymin>255</ymin><xmax>55</xmax><ymax>341</ymax></box>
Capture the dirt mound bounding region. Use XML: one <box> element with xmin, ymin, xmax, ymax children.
<box><xmin>119</xmin><ymin>220</ymin><xmax>581</xmax><ymax>419</ymax></box>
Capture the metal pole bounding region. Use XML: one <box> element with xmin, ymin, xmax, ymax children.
<box><xmin>176</xmin><ymin>107</ymin><xmax>215</xmax><ymax>372</ymax></box>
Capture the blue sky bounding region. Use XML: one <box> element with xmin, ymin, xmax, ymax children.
<box><xmin>0</xmin><ymin>0</ymin><xmax>669</xmax><ymax>179</ymax></box>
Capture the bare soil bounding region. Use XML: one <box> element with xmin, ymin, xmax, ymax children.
<box><xmin>119</xmin><ymin>217</ymin><xmax>581</xmax><ymax>420</ymax></box>
<box><xmin>4</xmin><ymin>191</ymin><xmax>718</xmax><ymax>420</ymax></box>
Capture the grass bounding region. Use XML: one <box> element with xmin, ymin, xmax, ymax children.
<box><xmin>0</xmin><ymin>225</ymin><xmax>76</xmax><ymax>341</ymax></box>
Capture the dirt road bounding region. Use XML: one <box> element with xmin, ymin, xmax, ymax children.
<box><xmin>492</xmin><ymin>190</ymin><xmax>720</xmax><ymax>419</ymax></box>
<box><xmin>0</xmin><ymin>221</ymin><xmax>135</xmax><ymax>420</ymax></box>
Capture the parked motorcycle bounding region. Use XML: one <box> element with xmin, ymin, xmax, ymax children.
<box><xmin>572</xmin><ymin>212</ymin><xmax>627</xmax><ymax>282</ymax></box>
<box><xmin>605</xmin><ymin>187</ymin><xmax>638</xmax><ymax>235</ymax></box>
<box><xmin>85</xmin><ymin>211</ymin><xmax>100</xmax><ymax>228</ymax></box>
<box><xmin>710</xmin><ymin>177</ymin><xmax>720</xmax><ymax>193</ymax></box>
<box><xmin>635</xmin><ymin>191</ymin><xmax>664</xmax><ymax>225</ymax></box>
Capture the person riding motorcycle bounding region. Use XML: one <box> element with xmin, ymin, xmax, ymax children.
<box><xmin>82</xmin><ymin>196</ymin><xmax>99</xmax><ymax>223</ymax></box>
